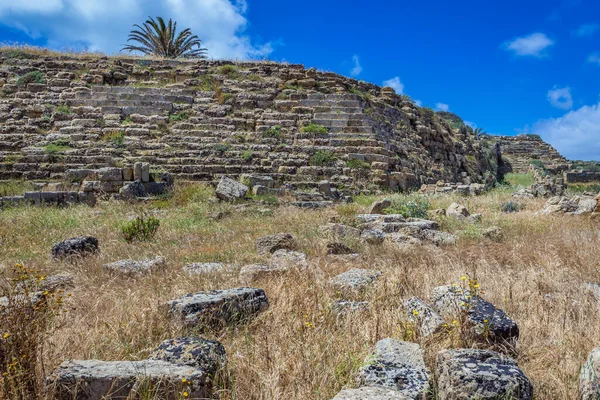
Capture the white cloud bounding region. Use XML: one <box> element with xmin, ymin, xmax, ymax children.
<box><xmin>573</xmin><ymin>23</ymin><xmax>599</xmax><ymax>37</ymax></box>
<box><xmin>0</xmin><ymin>0</ymin><xmax>276</xmax><ymax>59</ymax></box>
<box><xmin>588</xmin><ymin>53</ymin><xmax>600</xmax><ymax>66</ymax></box>
<box><xmin>350</xmin><ymin>55</ymin><xmax>362</xmax><ymax>77</ymax></box>
<box><xmin>502</xmin><ymin>32</ymin><xmax>554</xmax><ymax>57</ymax></box>
<box><xmin>435</xmin><ymin>103</ymin><xmax>449</xmax><ymax>112</ymax></box>
<box><xmin>547</xmin><ymin>86</ymin><xmax>573</xmax><ymax>110</ymax></box>
<box><xmin>464</xmin><ymin>121</ymin><xmax>477</xmax><ymax>129</ymax></box>
<box><xmin>382</xmin><ymin>76</ymin><xmax>404</xmax><ymax>94</ymax></box>
<box><xmin>414</xmin><ymin>100</ymin><xmax>423</xmax><ymax>107</ymax></box>
<box><xmin>529</xmin><ymin>102</ymin><xmax>600</xmax><ymax>160</ymax></box>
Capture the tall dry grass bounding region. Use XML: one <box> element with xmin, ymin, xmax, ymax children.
<box><xmin>0</xmin><ymin>185</ymin><xmax>598</xmax><ymax>399</ymax></box>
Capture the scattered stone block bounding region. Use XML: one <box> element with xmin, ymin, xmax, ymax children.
<box><xmin>329</xmin><ymin>268</ymin><xmax>382</xmax><ymax>292</ymax></box>
<box><xmin>47</xmin><ymin>359</ymin><xmax>210</xmax><ymax>399</ymax></box>
<box><xmin>270</xmin><ymin>249</ymin><xmax>309</xmax><ymax>269</ymax></box>
<box><xmin>119</xmin><ymin>180</ymin><xmax>148</xmax><ymax>199</ymax></box>
<box><xmin>369</xmin><ymin>199</ymin><xmax>391</xmax><ymax>214</ymax></box>
<box><xmin>361</xmin><ymin>229</ymin><xmax>386</xmax><ymax>245</ymax></box>
<box><xmin>403</xmin><ymin>297</ymin><xmax>446</xmax><ymax>337</ymax></box>
<box><xmin>326</xmin><ymin>242</ymin><xmax>356</xmax><ymax>255</ymax></box>
<box><xmin>482</xmin><ymin>226</ymin><xmax>503</xmax><ymax>240</ymax></box>
<box><xmin>239</xmin><ymin>264</ymin><xmax>288</xmax><ymax>284</ymax></box>
<box><xmin>215</xmin><ymin>176</ymin><xmax>248</xmax><ymax>201</ymax></box>
<box><xmin>256</xmin><ymin>232</ymin><xmax>297</xmax><ymax>255</ymax></box>
<box><xmin>432</xmin><ymin>285</ymin><xmax>519</xmax><ymax>344</ymax></box>
<box><xmin>149</xmin><ymin>337</ymin><xmax>226</xmax><ymax>377</ymax></box>
<box><xmin>357</xmin><ymin>338</ymin><xmax>430</xmax><ymax>398</ymax></box>
<box><xmin>167</xmin><ymin>287</ymin><xmax>268</xmax><ymax>327</ymax></box>
<box><xmin>580</xmin><ymin>347</ymin><xmax>600</xmax><ymax>400</ymax></box>
<box><xmin>183</xmin><ymin>262</ymin><xmax>230</xmax><ymax>275</ymax></box>
<box><xmin>331</xmin><ymin>300</ymin><xmax>370</xmax><ymax>316</ymax></box>
<box><xmin>321</xmin><ymin>223</ymin><xmax>361</xmax><ymax>239</ymax></box>
<box><xmin>447</xmin><ymin>202</ymin><xmax>470</xmax><ymax>219</ymax></box>
<box><xmin>51</xmin><ymin>236</ymin><xmax>99</xmax><ymax>259</ymax></box>
<box><xmin>333</xmin><ymin>386</ymin><xmax>409</xmax><ymax>399</ymax></box>
<box><xmin>134</xmin><ymin>162</ymin><xmax>143</xmax><ymax>181</ymax></box>
<box><xmin>103</xmin><ymin>256</ymin><xmax>166</xmax><ymax>276</ymax></box>
<box><xmin>435</xmin><ymin>349</ymin><xmax>533</xmax><ymax>400</ymax></box>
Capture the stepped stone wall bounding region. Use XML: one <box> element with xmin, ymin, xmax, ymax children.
<box><xmin>0</xmin><ymin>52</ymin><xmax>496</xmax><ymax>193</ymax></box>
<box><xmin>496</xmin><ymin>134</ymin><xmax>569</xmax><ymax>174</ymax></box>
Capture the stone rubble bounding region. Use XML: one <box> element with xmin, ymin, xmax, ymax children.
<box><xmin>51</xmin><ymin>236</ymin><xmax>99</xmax><ymax>259</ymax></box>
<box><xmin>103</xmin><ymin>256</ymin><xmax>166</xmax><ymax>275</ymax></box>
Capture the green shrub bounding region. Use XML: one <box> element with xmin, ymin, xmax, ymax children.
<box><xmin>169</xmin><ymin>111</ymin><xmax>190</xmax><ymax>122</ymax></box>
<box><xmin>55</xmin><ymin>105</ymin><xmax>72</xmax><ymax>115</ymax></box>
<box><xmin>213</xmin><ymin>143</ymin><xmax>231</xmax><ymax>153</ymax></box>
<box><xmin>121</xmin><ymin>214</ymin><xmax>160</xmax><ymax>242</ymax></box>
<box><xmin>500</xmin><ymin>201</ymin><xmax>521</xmax><ymax>213</ymax></box>
<box><xmin>262</xmin><ymin>125</ymin><xmax>282</xmax><ymax>139</ymax></box>
<box><xmin>309</xmin><ymin>150</ymin><xmax>337</xmax><ymax>166</ymax></box>
<box><xmin>503</xmin><ymin>173</ymin><xmax>534</xmax><ymax>187</ymax></box>
<box><xmin>44</xmin><ymin>143</ymin><xmax>71</xmax><ymax>154</ymax></box>
<box><xmin>346</xmin><ymin>159</ymin><xmax>371</xmax><ymax>169</ymax></box>
<box><xmin>301</xmin><ymin>123</ymin><xmax>328</xmax><ymax>134</ymax></box>
<box><xmin>529</xmin><ymin>159</ymin><xmax>545</xmax><ymax>169</ymax></box>
<box><xmin>218</xmin><ymin>64</ymin><xmax>238</xmax><ymax>76</ymax></box>
<box><xmin>385</xmin><ymin>197</ymin><xmax>430</xmax><ymax>219</ymax></box>
<box><xmin>121</xmin><ymin>116</ymin><xmax>133</xmax><ymax>125</ymax></box>
<box><xmin>16</xmin><ymin>71</ymin><xmax>45</xmax><ymax>86</ymax></box>
<box><xmin>241</xmin><ymin>150</ymin><xmax>254</xmax><ymax>161</ymax></box>
<box><xmin>103</xmin><ymin>130</ymin><xmax>125</xmax><ymax>147</ymax></box>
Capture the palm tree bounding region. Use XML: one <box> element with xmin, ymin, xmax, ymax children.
<box><xmin>122</xmin><ymin>17</ymin><xmax>207</xmax><ymax>59</ymax></box>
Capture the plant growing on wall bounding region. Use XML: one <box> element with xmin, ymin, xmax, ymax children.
<box><xmin>122</xmin><ymin>17</ymin><xmax>207</xmax><ymax>59</ymax></box>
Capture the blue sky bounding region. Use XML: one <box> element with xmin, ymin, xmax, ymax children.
<box><xmin>0</xmin><ymin>0</ymin><xmax>598</xmax><ymax>160</ymax></box>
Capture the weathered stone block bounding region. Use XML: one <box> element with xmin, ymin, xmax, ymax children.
<box><xmin>51</xmin><ymin>236</ymin><xmax>99</xmax><ymax>259</ymax></box>
<box><xmin>256</xmin><ymin>232</ymin><xmax>297</xmax><ymax>255</ymax></box>
<box><xmin>215</xmin><ymin>176</ymin><xmax>248</xmax><ymax>201</ymax></box>
<box><xmin>167</xmin><ymin>287</ymin><xmax>268</xmax><ymax>327</ymax></box>
<box><xmin>357</xmin><ymin>339</ymin><xmax>430</xmax><ymax>398</ymax></box>
<box><xmin>435</xmin><ymin>349</ymin><xmax>533</xmax><ymax>400</ymax></box>
<box><xmin>47</xmin><ymin>359</ymin><xmax>210</xmax><ymax>399</ymax></box>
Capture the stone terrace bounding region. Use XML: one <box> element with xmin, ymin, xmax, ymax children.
<box><xmin>0</xmin><ymin>53</ymin><xmax>493</xmax><ymax>192</ymax></box>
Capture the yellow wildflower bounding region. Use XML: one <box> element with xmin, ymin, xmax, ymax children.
<box><xmin>412</xmin><ymin>310</ymin><xmax>419</xmax><ymax>316</ymax></box>
<box><xmin>182</xmin><ymin>392</ymin><xmax>189</xmax><ymax>398</ymax></box>
<box><xmin>3</xmin><ymin>333</ymin><xmax>8</xmax><ymax>339</ymax></box>
<box><xmin>461</xmin><ymin>276</ymin><xmax>467</xmax><ymax>281</ymax></box>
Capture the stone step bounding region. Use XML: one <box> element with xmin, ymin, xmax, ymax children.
<box><xmin>313</xmin><ymin>112</ymin><xmax>364</xmax><ymax>120</ymax></box>
<box><xmin>300</xmin><ymin>99</ymin><xmax>361</xmax><ymax>108</ymax></box>
<box><xmin>92</xmin><ymin>86</ymin><xmax>196</xmax><ymax>96</ymax></box>
<box><xmin>73</xmin><ymin>93</ymin><xmax>195</xmax><ymax>103</ymax></box>
<box><xmin>71</xmin><ymin>99</ymin><xmax>176</xmax><ymax>109</ymax></box>
<box><xmin>312</xmin><ymin>119</ymin><xmax>371</xmax><ymax>128</ymax></box>
<box><xmin>101</xmin><ymin>106</ymin><xmax>172</xmax><ymax>116</ymax></box>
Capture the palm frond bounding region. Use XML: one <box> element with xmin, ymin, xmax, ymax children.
<box><xmin>121</xmin><ymin>16</ymin><xmax>207</xmax><ymax>59</ymax></box>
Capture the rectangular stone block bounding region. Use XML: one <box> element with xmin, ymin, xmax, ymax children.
<box><xmin>47</xmin><ymin>359</ymin><xmax>210</xmax><ymax>400</ymax></box>
<box><xmin>141</xmin><ymin>163</ymin><xmax>150</xmax><ymax>183</ymax></box>
<box><xmin>134</xmin><ymin>162</ymin><xmax>143</xmax><ymax>181</ymax></box>
<box><xmin>96</xmin><ymin>167</ymin><xmax>123</xmax><ymax>182</ymax></box>
<box><xmin>122</xmin><ymin>167</ymin><xmax>134</xmax><ymax>181</ymax></box>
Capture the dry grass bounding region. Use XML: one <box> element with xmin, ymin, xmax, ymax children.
<box><xmin>0</xmin><ymin>184</ymin><xmax>599</xmax><ymax>399</ymax></box>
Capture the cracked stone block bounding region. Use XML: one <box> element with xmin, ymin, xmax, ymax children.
<box><xmin>215</xmin><ymin>176</ymin><xmax>248</xmax><ymax>201</ymax></box>
<box><xmin>357</xmin><ymin>338</ymin><xmax>430</xmax><ymax>398</ymax></box>
<box><xmin>431</xmin><ymin>285</ymin><xmax>519</xmax><ymax>344</ymax></box>
<box><xmin>329</xmin><ymin>268</ymin><xmax>382</xmax><ymax>292</ymax></box>
<box><xmin>148</xmin><ymin>337</ymin><xmax>226</xmax><ymax>378</ymax></box>
<box><xmin>256</xmin><ymin>232</ymin><xmax>297</xmax><ymax>255</ymax></box>
<box><xmin>47</xmin><ymin>359</ymin><xmax>210</xmax><ymax>400</ymax></box>
<box><xmin>403</xmin><ymin>297</ymin><xmax>446</xmax><ymax>337</ymax></box>
<box><xmin>103</xmin><ymin>256</ymin><xmax>166</xmax><ymax>275</ymax></box>
<box><xmin>333</xmin><ymin>386</ymin><xmax>410</xmax><ymax>399</ymax></box>
<box><xmin>435</xmin><ymin>349</ymin><xmax>533</xmax><ymax>400</ymax></box>
<box><xmin>167</xmin><ymin>287</ymin><xmax>269</xmax><ymax>327</ymax></box>
<box><xmin>51</xmin><ymin>236</ymin><xmax>99</xmax><ymax>259</ymax></box>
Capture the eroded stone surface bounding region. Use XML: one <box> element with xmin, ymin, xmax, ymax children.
<box><xmin>447</xmin><ymin>202</ymin><xmax>470</xmax><ymax>218</ymax></box>
<box><xmin>215</xmin><ymin>176</ymin><xmax>248</xmax><ymax>201</ymax></box>
<box><xmin>357</xmin><ymin>339</ymin><xmax>430</xmax><ymax>398</ymax></box>
<box><xmin>167</xmin><ymin>287</ymin><xmax>268</xmax><ymax>327</ymax></box>
<box><xmin>256</xmin><ymin>233</ymin><xmax>297</xmax><ymax>255</ymax></box>
<box><xmin>580</xmin><ymin>347</ymin><xmax>600</xmax><ymax>400</ymax></box>
<box><xmin>183</xmin><ymin>262</ymin><xmax>231</xmax><ymax>275</ymax></box>
<box><xmin>435</xmin><ymin>349</ymin><xmax>533</xmax><ymax>400</ymax></box>
<box><xmin>103</xmin><ymin>256</ymin><xmax>166</xmax><ymax>275</ymax></box>
<box><xmin>51</xmin><ymin>236</ymin><xmax>99</xmax><ymax>259</ymax></box>
<box><xmin>329</xmin><ymin>268</ymin><xmax>382</xmax><ymax>292</ymax></box>
<box><xmin>432</xmin><ymin>285</ymin><xmax>519</xmax><ymax>344</ymax></box>
<box><xmin>403</xmin><ymin>297</ymin><xmax>446</xmax><ymax>337</ymax></box>
<box><xmin>148</xmin><ymin>337</ymin><xmax>226</xmax><ymax>377</ymax></box>
<box><xmin>47</xmin><ymin>359</ymin><xmax>210</xmax><ymax>400</ymax></box>
<box><xmin>239</xmin><ymin>264</ymin><xmax>288</xmax><ymax>284</ymax></box>
<box><xmin>331</xmin><ymin>300</ymin><xmax>370</xmax><ymax>316</ymax></box>
<box><xmin>333</xmin><ymin>386</ymin><xmax>410</xmax><ymax>399</ymax></box>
